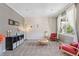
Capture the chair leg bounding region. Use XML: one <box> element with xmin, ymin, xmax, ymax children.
<box><xmin>76</xmin><ymin>51</ymin><xmax>79</xmax><ymax>56</ymax></box>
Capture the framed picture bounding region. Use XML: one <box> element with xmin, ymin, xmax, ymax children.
<box><xmin>8</xmin><ymin>19</ymin><xmax>20</xmax><ymax>26</ymax></box>
<box><xmin>8</xmin><ymin>19</ymin><xmax>14</xmax><ymax>25</ymax></box>
<box><xmin>14</xmin><ymin>21</ymin><xmax>19</xmax><ymax>26</ymax></box>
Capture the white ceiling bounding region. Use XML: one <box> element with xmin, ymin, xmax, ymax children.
<box><xmin>6</xmin><ymin>3</ymin><xmax>69</xmax><ymax>17</ymax></box>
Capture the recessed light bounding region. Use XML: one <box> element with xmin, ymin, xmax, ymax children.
<box><xmin>26</xmin><ymin>9</ymin><xmax>30</xmax><ymax>11</ymax></box>
<box><xmin>50</xmin><ymin>9</ymin><xmax>53</xmax><ymax>11</ymax></box>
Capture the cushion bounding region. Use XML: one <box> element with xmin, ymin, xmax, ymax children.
<box><xmin>70</xmin><ymin>42</ymin><xmax>78</xmax><ymax>48</ymax></box>
<box><xmin>61</xmin><ymin>44</ymin><xmax>78</xmax><ymax>55</ymax></box>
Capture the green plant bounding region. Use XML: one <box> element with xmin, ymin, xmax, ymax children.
<box><xmin>66</xmin><ymin>24</ymin><xmax>73</xmax><ymax>33</ymax></box>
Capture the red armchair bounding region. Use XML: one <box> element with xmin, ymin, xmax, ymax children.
<box><xmin>59</xmin><ymin>42</ymin><xmax>79</xmax><ymax>56</ymax></box>
<box><xmin>50</xmin><ymin>33</ymin><xmax>57</xmax><ymax>41</ymax></box>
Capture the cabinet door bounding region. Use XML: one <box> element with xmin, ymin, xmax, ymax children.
<box><xmin>13</xmin><ymin>42</ymin><xmax>17</xmax><ymax>49</ymax></box>
<box><xmin>16</xmin><ymin>41</ymin><xmax>20</xmax><ymax>46</ymax></box>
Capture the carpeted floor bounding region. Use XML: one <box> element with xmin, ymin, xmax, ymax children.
<box><xmin>3</xmin><ymin>40</ymin><xmax>67</xmax><ymax>56</ymax></box>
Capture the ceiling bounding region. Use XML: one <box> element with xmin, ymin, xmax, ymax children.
<box><xmin>6</xmin><ymin>3</ymin><xmax>69</xmax><ymax>17</ymax></box>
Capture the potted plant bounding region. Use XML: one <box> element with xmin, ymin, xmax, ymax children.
<box><xmin>66</xmin><ymin>24</ymin><xmax>73</xmax><ymax>34</ymax></box>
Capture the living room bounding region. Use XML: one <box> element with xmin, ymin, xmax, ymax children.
<box><xmin>0</xmin><ymin>3</ymin><xmax>79</xmax><ymax>56</ymax></box>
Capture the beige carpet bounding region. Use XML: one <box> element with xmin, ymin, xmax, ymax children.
<box><xmin>3</xmin><ymin>40</ymin><xmax>67</xmax><ymax>56</ymax></box>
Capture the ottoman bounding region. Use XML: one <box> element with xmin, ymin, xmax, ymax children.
<box><xmin>38</xmin><ymin>38</ymin><xmax>49</xmax><ymax>45</ymax></box>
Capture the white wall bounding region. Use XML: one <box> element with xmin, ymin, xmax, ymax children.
<box><xmin>0</xmin><ymin>4</ymin><xmax>24</xmax><ymax>55</ymax></box>
<box><xmin>24</xmin><ymin>16</ymin><xmax>56</xmax><ymax>40</ymax></box>
<box><xmin>48</xmin><ymin>17</ymin><xmax>57</xmax><ymax>33</ymax></box>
